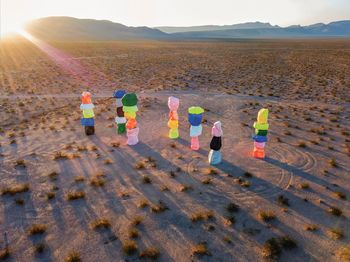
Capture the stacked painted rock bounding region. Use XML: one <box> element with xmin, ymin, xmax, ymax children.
<box><xmin>208</xmin><ymin>121</ymin><xmax>223</xmax><ymax>165</ymax></box>
<box><xmin>80</xmin><ymin>91</ymin><xmax>95</xmax><ymax>135</ymax></box>
<box><xmin>113</xmin><ymin>90</ymin><xmax>127</xmax><ymax>134</ymax></box>
<box><xmin>188</xmin><ymin>106</ymin><xmax>204</xmax><ymax>150</ymax></box>
<box><xmin>167</xmin><ymin>96</ymin><xmax>180</xmax><ymax>139</ymax></box>
<box><xmin>252</xmin><ymin>108</ymin><xmax>269</xmax><ymax>158</ymax></box>
<box><xmin>122</xmin><ymin>93</ymin><xmax>139</xmax><ymax>145</ymax></box>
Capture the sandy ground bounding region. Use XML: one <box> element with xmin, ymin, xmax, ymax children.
<box><xmin>0</xmin><ymin>39</ymin><xmax>350</xmax><ymax>261</ymax></box>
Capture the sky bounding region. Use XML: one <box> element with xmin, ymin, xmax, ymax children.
<box><xmin>1</xmin><ymin>0</ymin><xmax>350</xmax><ymax>36</ymax></box>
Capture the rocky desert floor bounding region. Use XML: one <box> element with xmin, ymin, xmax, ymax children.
<box><xmin>0</xmin><ymin>38</ymin><xmax>350</xmax><ymax>261</ymax></box>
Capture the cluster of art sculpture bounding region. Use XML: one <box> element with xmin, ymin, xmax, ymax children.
<box><xmin>252</xmin><ymin>108</ymin><xmax>269</xmax><ymax>158</ymax></box>
<box><xmin>167</xmin><ymin>96</ymin><xmax>180</xmax><ymax>139</ymax></box>
<box><xmin>122</xmin><ymin>93</ymin><xmax>139</xmax><ymax>145</ymax></box>
<box><xmin>80</xmin><ymin>92</ymin><xmax>269</xmax><ymax>162</ymax></box>
<box><xmin>208</xmin><ymin>121</ymin><xmax>223</xmax><ymax>165</ymax></box>
<box><xmin>188</xmin><ymin>106</ymin><xmax>204</xmax><ymax>150</ymax></box>
<box><xmin>80</xmin><ymin>91</ymin><xmax>95</xmax><ymax>135</ymax></box>
<box><xmin>113</xmin><ymin>90</ymin><xmax>126</xmax><ymax>134</ymax></box>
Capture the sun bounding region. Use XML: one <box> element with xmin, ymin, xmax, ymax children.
<box><xmin>0</xmin><ymin>19</ymin><xmax>25</xmax><ymax>38</ymax></box>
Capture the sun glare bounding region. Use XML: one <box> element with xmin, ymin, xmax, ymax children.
<box><xmin>0</xmin><ymin>20</ymin><xmax>25</xmax><ymax>38</ymax></box>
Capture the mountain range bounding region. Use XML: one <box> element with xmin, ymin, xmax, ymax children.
<box><xmin>24</xmin><ymin>17</ymin><xmax>350</xmax><ymax>41</ymax></box>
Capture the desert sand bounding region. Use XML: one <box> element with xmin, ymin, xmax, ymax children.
<box><xmin>0</xmin><ymin>38</ymin><xmax>349</xmax><ymax>261</ymax></box>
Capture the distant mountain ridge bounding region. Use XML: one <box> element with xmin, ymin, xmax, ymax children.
<box><xmin>169</xmin><ymin>20</ymin><xmax>350</xmax><ymax>38</ymax></box>
<box><xmin>25</xmin><ymin>17</ymin><xmax>168</xmax><ymax>41</ymax></box>
<box><xmin>155</xmin><ymin>22</ymin><xmax>279</xmax><ymax>33</ymax></box>
<box><xmin>24</xmin><ymin>17</ymin><xmax>350</xmax><ymax>41</ymax></box>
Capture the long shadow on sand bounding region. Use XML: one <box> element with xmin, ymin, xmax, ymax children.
<box><xmin>128</xmin><ymin>141</ymin><xmax>315</xmax><ymax>260</ymax></box>
<box><xmin>263</xmin><ymin>156</ymin><xmax>336</xmax><ymax>189</ymax></box>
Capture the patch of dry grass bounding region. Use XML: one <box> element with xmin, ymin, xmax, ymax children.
<box><xmin>123</xmin><ymin>240</ymin><xmax>137</xmax><ymax>255</ymax></box>
<box><xmin>137</xmin><ymin>199</ymin><xmax>149</xmax><ymax>208</ymax></box>
<box><xmin>90</xmin><ymin>176</ymin><xmax>105</xmax><ymax>187</ymax></box>
<box><xmin>53</xmin><ymin>151</ymin><xmax>69</xmax><ymax>160</ymax></box>
<box><xmin>329</xmin><ymin>228</ymin><xmax>344</xmax><ymax>240</ymax></box>
<box><xmin>65</xmin><ymin>251</ymin><xmax>81</xmax><ymax>262</ymax></box>
<box><xmin>0</xmin><ymin>248</ymin><xmax>10</xmax><ymax>260</ymax></box>
<box><xmin>91</xmin><ymin>218</ymin><xmax>111</xmax><ymax>230</ymax></box>
<box><xmin>28</xmin><ymin>224</ymin><xmax>47</xmax><ymax>235</ymax></box>
<box><xmin>66</xmin><ymin>191</ymin><xmax>85</xmax><ymax>201</ymax></box>
<box><xmin>142</xmin><ymin>176</ymin><xmax>152</xmax><ymax>184</ymax></box>
<box><xmin>336</xmin><ymin>245</ymin><xmax>350</xmax><ymax>262</ymax></box>
<box><xmin>328</xmin><ymin>206</ymin><xmax>342</xmax><ymax>216</ymax></box>
<box><xmin>304</xmin><ymin>224</ymin><xmax>318</xmax><ymax>231</ymax></box>
<box><xmin>134</xmin><ymin>161</ymin><xmax>145</xmax><ymax>169</ymax></box>
<box><xmin>258</xmin><ymin>211</ymin><xmax>276</xmax><ymax>222</ymax></box>
<box><xmin>191</xmin><ymin>243</ymin><xmax>210</xmax><ymax>256</ymax></box>
<box><xmin>139</xmin><ymin>246</ymin><xmax>160</xmax><ymax>259</ymax></box>
<box><xmin>151</xmin><ymin>201</ymin><xmax>169</xmax><ymax>213</ymax></box>
<box><xmin>190</xmin><ymin>210</ymin><xmax>214</xmax><ymax>222</ymax></box>
<box><xmin>47</xmin><ymin>192</ymin><xmax>56</xmax><ymax>200</ymax></box>
<box><xmin>1</xmin><ymin>183</ymin><xmax>30</xmax><ymax>196</ymax></box>
<box><xmin>128</xmin><ymin>228</ymin><xmax>139</xmax><ymax>238</ymax></box>
<box><xmin>334</xmin><ymin>191</ymin><xmax>346</xmax><ymax>200</ymax></box>
<box><xmin>131</xmin><ymin>216</ymin><xmax>143</xmax><ymax>226</ymax></box>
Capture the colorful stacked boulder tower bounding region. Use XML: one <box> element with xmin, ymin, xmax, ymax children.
<box><xmin>113</xmin><ymin>90</ymin><xmax>127</xmax><ymax>134</ymax></box>
<box><xmin>167</xmin><ymin>96</ymin><xmax>180</xmax><ymax>139</ymax></box>
<box><xmin>122</xmin><ymin>93</ymin><xmax>139</xmax><ymax>145</ymax></box>
<box><xmin>208</xmin><ymin>121</ymin><xmax>223</xmax><ymax>165</ymax></box>
<box><xmin>188</xmin><ymin>106</ymin><xmax>204</xmax><ymax>150</ymax></box>
<box><xmin>252</xmin><ymin>108</ymin><xmax>269</xmax><ymax>158</ymax></box>
<box><xmin>80</xmin><ymin>91</ymin><xmax>95</xmax><ymax>136</ymax></box>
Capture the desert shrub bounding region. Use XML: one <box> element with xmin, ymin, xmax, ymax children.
<box><xmin>329</xmin><ymin>158</ymin><xmax>338</xmax><ymax>168</ymax></box>
<box><xmin>202</xmin><ymin>178</ymin><xmax>211</xmax><ymax>184</ymax></box>
<box><xmin>15</xmin><ymin>198</ymin><xmax>24</xmax><ymax>205</ymax></box>
<box><xmin>28</xmin><ymin>224</ymin><xmax>47</xmax><ymax>235</ymax></box>
<box><xmin>328</xmin><ymin>206</ymin><xmax>342</xmax><ymax>216</ymax></box>
<box><xmin>262</xmin><ymin>238</ymin><xmax>281</xmax><ymax>259</ymax></box>
<box><xmin>137</xmin><ymin>199</ymin><xmax>149</xmax><ymax>208</ymax></box>
<box><xmin>131</xmin><ymin>216</ymin><xmax>143</xmax><ymax>226</ymax></box>
<box><xmin>139</xmin><ymin>246</ymin><xmax>160</xmax><ymax>259</ymax></box>
<box><xmin>299</xmin><ymin>183</ymin><xmax>310</xmax><ymax>189</ymax></box>
<box><xmin>334</xmin><ymin>191</ymin><xmax>346</xmax><ymax>200</ymax></box>
<box><xmin>128</xmin><ymin>228</ymin><xmax>139</xmax><ymax>238</ymax></box>
<box><xmin>65</xmin><ymin>251</ymin><xmax>81</xmax><ymax>262</ymax></box>
<box><xmin>34</xmin><ymin>243</ymin><xmax>45</xmax><ymax>254</ymax></box>
<box><xmin>66</xmin><ymin>191</ymin><xmax>85</xmax><ymax>200</ymax></box>
<box><xmin>304</xmin><ymin>224</ymin><xmax>318</xmax><ymax>231</ymax></box>
<box><xmin>134</xmin><ymin>161</ymin><xmax>145</xmax><ymax>169</ymax></box>
<box><xmin>179</xmin><ymin>184</ymin><xmax>192</xmax><ymax>192</ymax></box>
<box><xmin>14</xmin><ymin>159</ymin><xmax>26</xmax><ymax>167</ymax></box>
<box><xmin>336</xmin><ymin>245</ymin><xmax>350</xmax><ymax>262</ymax></box>
<box><xmin>226</xmin><ymin>203</ymin><xmax>239</xmax><ymax>213</ymax></box>
<box><xmin>191</xmin><ymin>243</ymin><xmax>210</xmax><ymax>256</ymax></box>
<box><xmin>0</xmin><ymin>248</ymin><xmax>10</xmax><ymax>260</ymax></box>
<box><xmin>190</xmin><ymin>211</ymin><xmax>214</xmax><ymax>222</ymax></box>
<box><xmin>1</xmin><ymin>183</ymin><xmax>30</xmax><ymax>195</ymax></box>
<box><xmin>53</xmin><ymin>151</ymin><xmax>69</xmax><ymax>160</ymax></box>
<box><xmin>258</xmin><ymin>211</ymin><xmax>276</xmax><ymax>222</ymax></box>
<box><xmin>329</xmin><ymin>228</ymin><xmax>344</xmax><ymax>240</ymax></box>
<box><xmin>142</xmin><ymin>176</ymin><xmax>152</xmax><ymax>184</ymax></box>
<box><xmin>47</xmin><ymin>192</ymin><xmax>56</xmax><ymax>200</ymax></box>
<box><xmin>48</xmin><ymin>171</ymin><xmax>59</xmax><ymax>180</ymax></box>
<box><xmin>298</xmin><ymin>142</ymin><xmax>307</xmax><ymax>148</ymax></box>
<box><xmin>279</xmin><ymin>236</ymin><xmax>297</xmax><ymax>249</ymax></box>
<box><xmin>123</xmin><ymin>240</ymin><xmax>137</xmax><ymax>255</ymax></box>
<box><xmin>151</xmin><ymin>202</ymin><xmax>168</xmax><ymax>213</ymax></box>
<box><xmin>91</xmin><ymin>218</ymin><xmax>111</xmax><ymax>229</ymax></box>
<box><xmin>90</xmin><ymin>176</ymin><xmax>105</xmax><ymax>187</ymax></box>
<box><xmin>277</xmin><ymin>195</ymin><xmax>290</xmax><ymax>206</ymax></box>
<box><xmin>74</xmin><ymin>176</ymin><xmax>85</xmax><ymax>182</ymax></box>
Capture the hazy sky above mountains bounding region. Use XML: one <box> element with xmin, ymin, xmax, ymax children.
<box><xmin>1</xmin><ymin>0</ymin><xmax>350</xmax><ymax>35</ymax></box>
